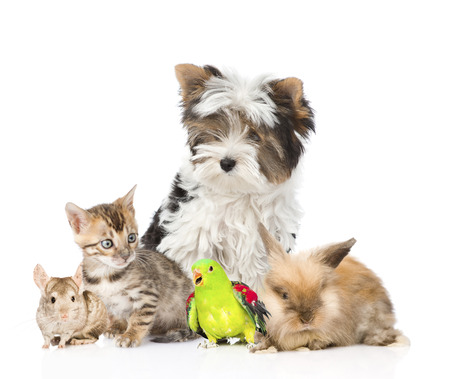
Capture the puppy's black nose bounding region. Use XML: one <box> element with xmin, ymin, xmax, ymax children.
<box><xmin>220</xmin><ymin>158</ymin><xmax>236</xmax><ymax>173</ymax></box>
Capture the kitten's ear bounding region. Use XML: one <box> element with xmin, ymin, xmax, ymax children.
<box><xmin>115</xmin><ymin>185</ymin><xmax>136</xmax><ymax>215</ymax></box>
<box><xmin>258</xmin><ymin>223</ymin><xmax>287</xmax><ymax>264</ymax></box>
<box><xmin>72</xmin><ymin>263</ymin><xmax>84</xmax><ymax>294</ymax></box>
<box><xmin>33</xmin><ymin>264</ymin><xmax>50</xmax><ymax>294</ymax></box>
<box><xmin>65</xmin><ymin>202</ymin><xmax>92</xmax><ymax>234</ymax></box>
<box><xmin>315</xmin><ymin>238</ymin><xmax>357</xmax><ymax>269</ymax></box>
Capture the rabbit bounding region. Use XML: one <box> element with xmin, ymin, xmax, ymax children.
<box><xmin>251</xmin><ymin>225</ymin><xmax>407</xmax><ymax>352</ymax></box>
<box><xmin>34</xmin><ymin>263</ymin><xmax>108</xmax><ymax>348</ymax></box>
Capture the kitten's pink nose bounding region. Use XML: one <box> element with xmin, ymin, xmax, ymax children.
<box><xmin>120</xmin><ymin>250</ymin><xmax>131</xmax><ymax>261</ymax></box>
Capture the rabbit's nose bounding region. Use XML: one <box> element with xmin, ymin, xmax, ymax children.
<box><xmin>300</xmin><ymin>313</ymin><xmax>314</xmax><ymax>324</ymax></box>
<box><xmin>60</xmin><ymin>313</ymin><xmax>69</xmax><ymax>321</ymax></box>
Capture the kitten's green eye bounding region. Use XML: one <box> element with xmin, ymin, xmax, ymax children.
<box><xmin>128</xmin><ymin>233</ymin><xmax>137</xmax><ymax>244</ymax></box>
<box><xmin>101</xmin><ymin>240</ymin><xmax>113</xmax><ymax>249</ymax></box>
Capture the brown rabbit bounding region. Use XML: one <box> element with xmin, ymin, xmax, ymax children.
<box><xmin>251</xmin><ymin>225</ymin><xmax>407</xmax><ymax>352</ymax></box>
<box><xmin>34</xmin><ymin>263</ymin><xmax>108</xmax><ymax>348</ymax></box>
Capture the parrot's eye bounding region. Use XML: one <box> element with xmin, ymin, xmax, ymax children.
<box><xmin>208</xmin><ymin>266</ymin><xmax>214</xmax><ymax>272</ymax></box>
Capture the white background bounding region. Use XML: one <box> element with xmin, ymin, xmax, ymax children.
<box><xmin>1</xmin><ymin>1</ymin><xmax>449</xmax><ymax>378</ymax></box>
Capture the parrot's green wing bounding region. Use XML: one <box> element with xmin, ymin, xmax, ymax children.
<box><xmin>231</xmin><ymin>281</ymin><xmax>270</xmax><ymax>336</ymax></box>
<box><xmin>186</xmin><ymin>292</ymin><xmax>207</xmax><ymax>339</ymax></box>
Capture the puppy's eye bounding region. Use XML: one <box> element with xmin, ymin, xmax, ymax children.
<box><xmin>208</xmin><ymin>266</ymin><xmax>214</xmax><ymax>272</ymax></box>
<box><xmin>282</xmin><ymin>293</ymin><xmax>289</xmax><ymax>300</ymax></box>
<box><xmin>51</xmin><ymin>297</ymin><xmax>56</xmax><ymax>304</ymax></box>
<box><xmin>128</xmin><ymin>233</ymin><xmax>137</xmax><ymax>244</ymax></box>
<box><xmin>101</xmin><ymin>239</ymin><xmax>113</xmax><ymax>249</ymax></box>
<box><xmin>71</xmin><ymin>296</ymin><xmax>75</xmax><ymax>302</ymax></box>
<box><xmin>248</xmin><ymin>131</ymin><xmax>261</xmax><ymax>142</ymax></box>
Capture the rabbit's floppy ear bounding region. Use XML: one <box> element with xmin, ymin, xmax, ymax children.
<box><xmin>33</xmin><ymin>264</ymin><xmax>50</xmax><ymax>294</ymax></box>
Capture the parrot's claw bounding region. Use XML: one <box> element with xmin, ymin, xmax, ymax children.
<box><xmin>197</xmin><ymin>340</ymin><xmax>219</xmax><ymax>349</ymax></box>
<box><xmin>246</xmin><ymin>342</ymin><xmax>256</xmax><ymax>349</ymax></box>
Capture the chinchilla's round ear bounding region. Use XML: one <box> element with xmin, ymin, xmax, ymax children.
<box><xmin>72</xmin><ymin>263</ymin><xmax>84</xmax><ymax>294</ymax></box>
<box><xmin>65</xmin><ymin>202</ymin><xmax>92</xmax><ymax>234</ymax></box>
<box><xmin>33</xmin><ymin>264</ymin><xmax>50</xmax><ymax>294</ymax></box>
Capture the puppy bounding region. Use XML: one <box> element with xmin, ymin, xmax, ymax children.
<box><xmin>142</xmin><ymin>64</ymin><xmax>315</xmax><ymax>289</ymax></box>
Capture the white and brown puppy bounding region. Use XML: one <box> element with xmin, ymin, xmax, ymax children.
<box><xmin>142</xmin><ymin>64</ymin><xmax>315</xmax><ymax>289</ymax></box>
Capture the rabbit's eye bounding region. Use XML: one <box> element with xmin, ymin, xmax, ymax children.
<box><xmin>282</xmin><ymin>293</ymin><xmax>289</xmax><ymax>300</ymax></box>
<box><xmin>51</xmin><ymin>297</ymin><xmax>56</xmax><ymax>303</ymax></box>
<box><xmin>71</xmin><ymin>296</ymin><xmax>75</xmax><ymax>302</ymax></box>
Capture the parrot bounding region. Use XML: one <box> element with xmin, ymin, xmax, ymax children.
<box><xmin>186</xmin><ymin>259</ymin><xmax>270</xmax><ymax>348</ymax></box>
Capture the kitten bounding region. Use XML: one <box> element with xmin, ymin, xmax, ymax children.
<box><xmin>65</xmin><ymin>186</ymin><xmax>198</xmax><ymax>347</ymax></box>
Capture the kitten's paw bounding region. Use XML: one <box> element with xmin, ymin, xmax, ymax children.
<box><xmin>104</xmin><ymin>328</ymin><xmax>125</xmax><ymax>339</ymax></box>
<box><xmin>197</xmin><ymin>340</ymin><xmax>218</xmax><ymax>349</ymax></box>
<box><xmin>114</xmin><ymin>334</ymin><xmax>141</xmax><ymax>348</ymax></box>
<box><xmin>295</xmin><ymin>346</ymin><xmax>311</xmax><ymax>352</ymax></box>
<box><xmin>42</xmin><ymin>344</ymin><xmax>50</xmax><ymax>349</ymax></box>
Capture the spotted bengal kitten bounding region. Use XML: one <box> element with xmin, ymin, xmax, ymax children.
<box><xmin>65</xmin><ymin>186</ymin><xmax>197</xmax><ymax>347</ymax></box>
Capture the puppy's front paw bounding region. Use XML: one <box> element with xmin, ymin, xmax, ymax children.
<box><xmin>114</xmin><ymin>334</ymin><xmax>141</xmax><ymax>348</ymax></box>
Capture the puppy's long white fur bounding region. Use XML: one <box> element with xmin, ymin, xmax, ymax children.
<box><xmin>194</xmin><ymin>69</ymin><xmax>278</xmax><ymax>128</ymax></box>
<box><xmin>158</xmin><ymin>157</ymin><xmax>302</xmax><ymax>289</ymax></box>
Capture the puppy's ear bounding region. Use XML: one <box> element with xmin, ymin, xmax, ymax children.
<box><xmin>315</xmin><ymin>238</ymin><xmax>357</xmax><ymax>269</ymax></box>
<box><xmin>114</xmin><ymin>185</ymin><xmax>136</xmax><ymax>216</ymax></box>
<box><xmin>271</xmin><ymin>77</ymin><xmax>315</xmax><ymax>138</ymax></box>
<box><xmin>258</xmin><ymin>223</ymin><xmax>287</xmax><ymax>264</ymax></box>
<box><xmin>65</xmin><ymin>202</ymin><xmax>92</xmax><ymax>234</ymax></box>
<box><xmin>175</xmin><ymin>64</ymin><xmax>221</xmax><ymax>101</ymax></box>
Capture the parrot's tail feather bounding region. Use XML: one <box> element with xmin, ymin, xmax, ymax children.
<box><xmin>150</xmin><ymin>328</ymin><xmax>200</xmax><ymax>343</ymax></box>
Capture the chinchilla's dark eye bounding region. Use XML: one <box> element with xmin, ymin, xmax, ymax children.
<box><xmin>282</xmin><ymin>293</ymin><xmax>289</xmax><ymax>300</ymax></box>
<box><xmin>209</xmin><ymin>266</ymin><xmax>214</xmax><ymax>272</ymax></box>
<box><xmin>128</xmin><ymin>233</ymin><xmax>137</xmax><ymax>244</ymax></box>
<box><xmin>71</xmin><ymin>296</ymin><xmax>75</xmax><ymax>302</ymax></box>
<box><xmin>51</xmin><ymin>297</ymin><xmax>56</xmax><ymax>304</ymax></box>
<box><xmin>101</xmin><ymin>239</ymin><xmax>113</xmax><ymax>249</ymax></box>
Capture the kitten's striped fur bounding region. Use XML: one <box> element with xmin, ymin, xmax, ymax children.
<box><xmin>65</xmin><ymin>186</ymin><xmax>197</xmax><ymax>347</ymax></box>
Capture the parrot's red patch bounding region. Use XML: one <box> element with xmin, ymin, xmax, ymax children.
<box><xmin>186</xmin><ymin>292</ymin><xmax>195</xmax><ymax>314</ymax></box>
<box><xmin>233</xmin><ymin>284</ymin><xmax>258</xmax><ymax>305</ymax></box>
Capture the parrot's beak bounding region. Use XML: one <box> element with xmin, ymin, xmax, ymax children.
<box><xmin>193</xmin><ymin>269</ymin><xmax>203</xmax><ymax>286</ymax></box>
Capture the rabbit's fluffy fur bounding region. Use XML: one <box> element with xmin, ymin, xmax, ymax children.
<box><xmin>252</xmin><ymin>226</ymin><xmax>406</xmax><ymax>352</ymax></box>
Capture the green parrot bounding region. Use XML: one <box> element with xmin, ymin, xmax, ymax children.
<box><xmin>186</xmin><ymin>259</ymin><xmax>270</xmax><ymax>348</ymax></box>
